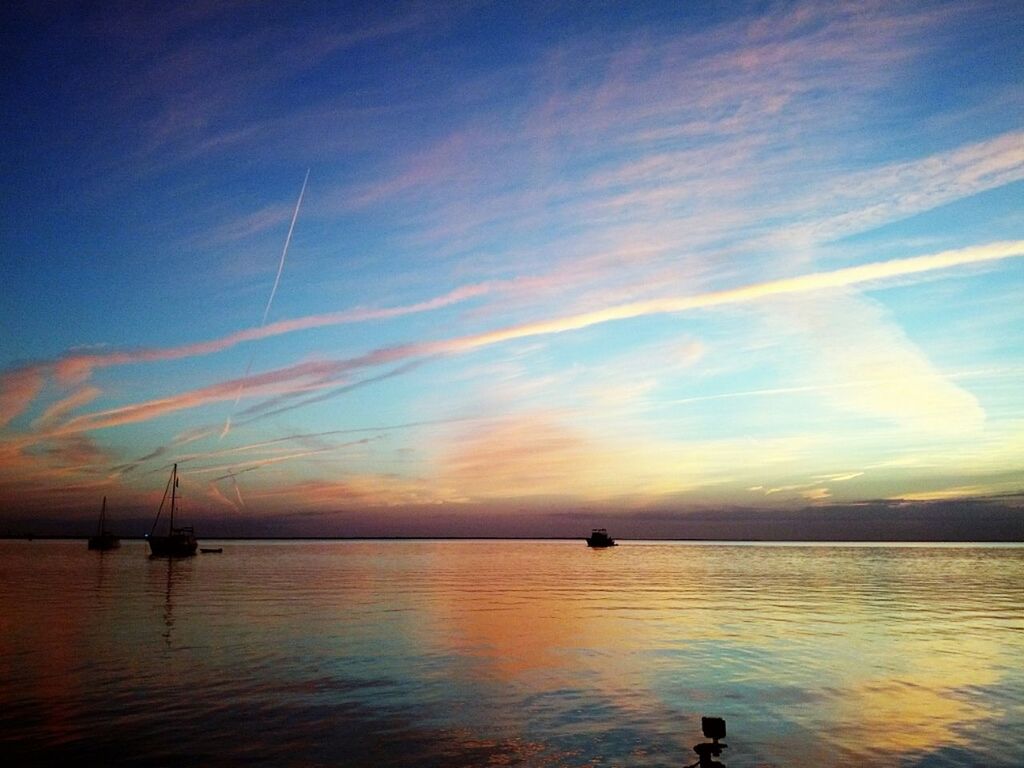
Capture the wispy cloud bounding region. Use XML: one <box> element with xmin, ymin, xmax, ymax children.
<box><xmin>47</xmin><ymin>283</ymin><xmax>491</xmax><ymax>384</ymax></box>
<box><xmin>784</xmin><ymin>131</ymin><xmax>1024</xmax><ymax>246</ymax></box>
<box><xmin>329</xmin><ymin>3</ymin><xmax>969</xmax><ymax>257</ymax></box>
<box><xmin>893</xmin><ymin>486</ymin><xmax>989</xmax><ymax>502</ymax></box>
<box><xmin>50</xmin><ymin>360</ymin><xmax>351</xmax><ymax>435</ymax></box>
<box><xmin>32</xmin><ymin>387</ymin><xmax>102</xmax><ymax>430</ymax></box>
<box><xmin>426</xmin><ymin>241</ymin><xmax>1024</xmax><ymax>355</ymax></box>
<box><xmin>769</xmin><ymin>291</ymin><xmax>985</xmax><ymax>432</ymax></box>
<box><xmin>433</xmin><ymin>412</ymin><xmax>829</xmax><ymax>505</ymax></box>
<box><xmin>0</xmin><ymin>366</ymin><xmax>45</xmax><ymax>429</ymax></box>
<box><xmin>16</xmin><ymin>239</ymin><xmax>1021</xmax><ymax>439</ymax></box>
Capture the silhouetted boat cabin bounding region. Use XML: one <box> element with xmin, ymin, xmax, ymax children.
<box><xmin>586</xmin><ymin>528</ymin><xmax>616</xmax><ymax>547</ymax></box>
<box><xmin>146</xmin><ymin>463</ymin><xmax>198</xmax><ymax>557</ymax></box>
<box><xmin>87</xmin><ymin>496</ymin><xmax>120</xmax><ymax>550</ymax></box>
<box><xmin>200</xmin><ymin>547</ymin><xmax>222</xmax><ymax>554</ymax></box>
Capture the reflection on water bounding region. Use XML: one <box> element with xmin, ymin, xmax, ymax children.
<box><xmin>0</xmin><ymin>540</ymin><xmax>1022</xmax><ymax>767</ymax></box>
<box><xmin>153</xmin><ymin>555</ymin><xmax>189</xmax><ymax>647</ymax></box>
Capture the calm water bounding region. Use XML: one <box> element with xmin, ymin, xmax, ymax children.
<box><xmin>1</xmin><ymin>540</ymin><xmax>1022</xmax><ymax>767</ymax></box>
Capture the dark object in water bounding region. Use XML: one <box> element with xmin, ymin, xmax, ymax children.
<box><xmin>689</xmin><ymin>716</ymin><xmax>727</xmax><ymax>768</ymax></box>
<box><xmin>200</xmin><ymin>547</ymin><xmax>223</xmax><ymax>554</ymax></box>
<box><xmin>87</xmin><ymin>496</ymin><xmax>120</xmax><ymax>550</ymax></box>
<box><xmin>146</xmin><ymin>463</ymin><xmax>197</xmax><ymax>557</ymax></box>
<box><xmin>585</xmin><ymin>528</ymin><xmax>616</xmax><ymax>547</ymax></box>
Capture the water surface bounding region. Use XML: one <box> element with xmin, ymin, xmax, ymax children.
<box><xmin>1</xmin><ymin>540</ymin><xmax>1022</xmax><ymax>766</ymax></box>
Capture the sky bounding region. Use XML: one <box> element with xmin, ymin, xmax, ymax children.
<box><xmin>1</xmin><ymin>0</ymin><xmax>1022</xmax><ymax>538</ymax></box>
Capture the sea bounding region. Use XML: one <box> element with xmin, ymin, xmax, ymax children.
<box><xmin>1</xmin><ymin>540</ymin><xmax>1021</xmax><ymax>767</ymax></box>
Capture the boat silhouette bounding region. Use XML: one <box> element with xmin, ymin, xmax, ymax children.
<box><xmin>87</xmin><ymin>496</ymin><xmax>120</xmax><ymax>550</ymax></box>
<box><xmin>585</xmin><ymin>528</ymin><xmax>616</xmax><ymax>547</ymax></box>
<box><xmin>145</xmin><ymin>463</ymin><xmax>197</xmax><ymax>557</ymax></box>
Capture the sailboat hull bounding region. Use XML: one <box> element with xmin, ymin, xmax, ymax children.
<box><xmin>88</xmin><ymin>534</ymin><xmax>120</xmax><ymax>550</ymax></box>
<box><xmin>147</xmin><ymin>531</ymin><xmax>197</xmax><ymax>557</ymax></box>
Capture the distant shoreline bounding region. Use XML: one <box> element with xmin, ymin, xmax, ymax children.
<box><xmin>3</xmin><ymin>535</ymin><xmax>1023</xmax><ymax>543</ymax></box>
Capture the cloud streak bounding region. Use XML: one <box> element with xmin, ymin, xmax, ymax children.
<box><xmin>0</xmin><ymin>366</ymin><xmax>46</xmax><ymax>429</ymax></box>
<box><xmin>34</xmin><ymin>240</ymin><xmax>1022</xmax><ymax>438</ymax></box>
<box><xmin>46</xmin><ymin>282</ymin><xmax>492</xmax><ymax>384</ymax></box>
<box><xmin>424</xmin><ymin>241</ymin><xmax>1024</xmax><ymax>356</ymax></box>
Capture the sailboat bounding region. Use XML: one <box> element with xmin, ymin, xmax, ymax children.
<box><xmin>146</xmin><ymin>463</ymin><xmax>197</xmax><ymax>557</ymax></box>
<box><xmin>87</xmin><ymin>496</ymin><xmax>120</xmax><ymax>550</ymax></box>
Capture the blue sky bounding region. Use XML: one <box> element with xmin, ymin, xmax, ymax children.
<box><xmin>1</xmin><ymin>1</ymin><xmax>1022</xmax><ymax>536</ymax></box>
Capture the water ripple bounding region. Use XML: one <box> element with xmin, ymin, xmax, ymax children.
<box><xmin>1</xmin><ymin>540</ymin><xmax>1022</xmax><ymax>767</ymax></box>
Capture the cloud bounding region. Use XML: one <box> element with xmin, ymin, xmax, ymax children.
<box><xmin>32</xmin><ymin>386</ymin><xmax>102</xmax><ymax>429</ymax></box>
<box><xmin>208</xmin><ymin>202</ymin><xmax>295</xmax><ymax>243</ymax></box>
<box><xmin>815</xmin><ymin>472</ymin><xmax>864</xmax><ymax>483</ymax></box>
<box><xmin>16</xmin><ymin>239</ymin><xmax>1019</xmax><ymax>439</ymax></box>
<box><xmin>789</xmin><ymin>131</ymin><xmax>1024</xmax><ymax>244</ymax></box>
<box><xmin>326</xmin><ymin>2</ymin><xmax>971</xmax><ymax>259</ymax></box>
<box><xmin>48</xmin><ymin>282</ymin><xmax>492</xmax><ymax>384</ymax></box>
<box><xmin>775</xmin><ymin>291</ymin><xmax>985</xmax><ymax>432</ymax></box>
<box><xmin>0</xmin><ymin>365</ymin><xmax>46</xmax><ymax>429</ymax></box>
<box><xmin>893</xmin><ymin>486</ymin><xmax>989</xmax><ymax>502</ymax></box>
<box><xmin>427</xmin><ymin>241</ymin><xmax>1024</xmax><ymax>356</ymax></box>
<box><xmin>51</xmin><ymin>360</ymin><xmax>353</xmax><ymax>435</ymax></box>
<box><xmin>4</xmin><ymin>219</ymin><xmax>1015</xmax><ymax>437</ymax></box>
<box><xmin>207</xmin><ymin>479</ymin><xmax>242</xmax><ymax>511</ymax></box>
<box><xmin>187</xmin><ymin>446</ymin><xmax>354</xmax><ymax>477</ymax></box>
<box><xmin>93</xmin><ymin>4</ymin><xmax>433</xmax><ymax>170</ymax></box>
<box><xmin>437</xmin><ymin>415</ymin><xmax>612</xmax><ymax>501</ymax></box>
<box><xmin>433</xmin><ymin>412</ymin><xmax>823</xmax><ymax>504</ymax></box>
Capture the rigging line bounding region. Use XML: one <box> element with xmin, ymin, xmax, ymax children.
<box><xmin>149</xmin><ymin>469</ymin><xmax>173</xmax><ymax>535</ymax></box>
<box><xmin>221</xmin><ymin>169</ymin><xmax>310</xmax><ymax>439</ymax></box>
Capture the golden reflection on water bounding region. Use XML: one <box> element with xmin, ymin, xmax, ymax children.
<box><xmin>413</xmin><ymin>542</ymin><xmax>1023</xmax><ymax>764</ymax></box>
<box><xmin>825</xmin><ymin>630</ymin><xmax>1006</xmax><ymax>759</ymax></box>
<box><xmin>0</xmin><ymin>540</ymin><xmax>1021</xmax><ymax>767</ymax></box>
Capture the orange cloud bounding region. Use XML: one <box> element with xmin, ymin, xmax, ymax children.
<box><xmin>0</xmin><ymin>365</ymin><xmax>46</xmax><ymax>429</ymax></box>
<box><xmin>51</xmin><ymin>360</ymin><xmax>351</xmax><ymax>435</ymax></box>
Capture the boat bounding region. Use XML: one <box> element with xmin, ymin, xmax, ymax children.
<box><xmin>585</xmin><ymin>528</ymin><xmax>616</xmax><ymax>547</ymax></box>
<box><xmin>87</xmin><ymin>496</ymin><xmax>121</xmax><ymax>550</ymax></box>
<box><xmin>146</xmin><ymin>463</ymin><xmax>198</xmax><ymax>557</ymax></box>
<box><xmin>200</xmin><ymin>547</ymin><xmax>222</xmax><ymax>554</ymax></box>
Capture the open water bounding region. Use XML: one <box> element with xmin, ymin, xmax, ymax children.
<box><xmin>1</xmin><ymin>540</ymin><xmax>1022</xmax><ymax>767</ymax></box>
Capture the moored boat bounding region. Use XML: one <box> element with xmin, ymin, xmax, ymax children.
<box><xmin>146</xmin><ymin>463</ymin><xmax>197</xmax><ymax>557</ymax></box>
<box><xmin>87</xmin><ymin>496</ymin><xmax>120</xmax><ymax>550</ymax></box>
<box><xmin>585</xmin><ymin>528</ymin><xmax>616</xmax><ymax>547</ymax></box>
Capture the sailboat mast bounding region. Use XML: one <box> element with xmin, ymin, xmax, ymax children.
<box><xmin>98</xmin><ymin>496</ymin><xmax>106</xmax><ymax>535</ymax></box>
<box><xmin>170</xmin><ymin>463</ymin><xmax>177</xmax><ymax>531</ymax></box>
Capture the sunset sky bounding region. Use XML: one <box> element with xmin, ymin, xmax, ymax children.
<box><xmin>2</xmin><ymin>1</ymin><xmax>1022</xmax><ymax>537</ymax></box>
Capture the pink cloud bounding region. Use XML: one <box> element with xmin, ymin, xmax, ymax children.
<box><xmin>44</xmin><ymin>282</ymin><xmax>491</xmax><ymax>384</ymax></box>
<box><xmin>27</xmin><ymin>238</ymin><xmax>1024</xmax><ymax>438</ymax></box>
<box><xmin>0</xmin><ymin>365</ymin><xmax>46</xmax><ymax>429</ymax></box>
<box><xmin>51</xmin><ymin>360</ymin><xmax>351</xmax><ymax>435</ymax></box>
<box><xmin>33</xmin><ymin>386</ymin><xmax>102</xmax><ymax>429</ymax></box>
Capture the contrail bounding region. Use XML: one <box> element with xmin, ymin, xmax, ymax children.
<box><xmin>221</xmin><ymin>169</ymin><xmax>310</xmax><ymax>439</ymax></box>
<box><xmin>232</xmin><ymin>475</ymin><xmax>246</xmax><ymax>510</ymax></box>
<box><xmin>261</xmin><ymin>169</ymin><xmax>311</xmax><ymax>328</ymax></box>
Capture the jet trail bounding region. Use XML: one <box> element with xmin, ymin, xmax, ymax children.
<box><xmin>221</xmin><ymin>169</ymin><xmax>310</xmax><ymax>438</ymax></box>
<box><xmin>261</xmin><ymin>169</ymin><xmax>310</xmax><ymax>327</ymax></box>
